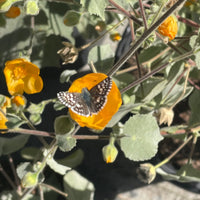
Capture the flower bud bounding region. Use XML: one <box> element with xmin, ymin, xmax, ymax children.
<box><xmin>137</xmin><ymin>163</ymin><xmax>156</xmax><ymax>184</ymax></box>
<box><xmin>5</xmin><ymin>6</ymin><xmax>20</xmax><ymax>18</ymax></box>
<box><xmin>63</xmin><ymin>10</ymin><xmax>81</xmax><ymax>26</ymax></box>
<box><xmin>110</xmin><ymin>33</ymin><xmax>121</xmax><ymax>41</ymax></box>
<box><xmin>157</xmin><ymin>107</ymin><xmax>174</xmax><ymax>126</ymax></box>
<box><xmin>95</xmin><ymin>21</ymin><xmax>106</xmax><ymax>32</ymax></box>
<box><xmin>102</xmin><ymin>143</ymin><xmax>118</xmax><ymax>163</ymax></box>
<box><xmin>57</xmin><ymin>42</ymin><xmax>79</xmax><ymax>64</ymax></box>
<box><xmin>25</xmin><ymin>0</ymin><xmax>39</xmax><ymax>16</ymax></box>
<box><xmin>11</xmin><ymin>95</ymin><xmax>26</xmax><ymax>111</ymax></box>
<box><xmin>21</xmin><ymin>171</ymin><xmax>39</xmax><ymax>188</ymax></box>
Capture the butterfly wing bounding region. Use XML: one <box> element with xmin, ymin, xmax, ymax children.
<box><xmin>89</xmin><ymin>77</ymin><xmax>112</xmax><ymax>114</ymax></box>
<box><xmin>57</xmin><ymin>91</ymin><xmax>91</xmax><ymax>117</ymax></box>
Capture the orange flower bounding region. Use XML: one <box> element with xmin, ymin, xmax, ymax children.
<box><xmin>184</xmin><ymin>0</ymin><xmax>196</xmax><ymax>6</ymax></box>
<box><xmin>68</xmin><ymin>73</ymin><xmax>122</xmax><ymax>130</ymax></box>
<box><xmin>158</xmin><ymin>15</ymin><xmax>178</xmax><ymax>41</ymax></box>
<box><xmin>11</xmin><ymin>95</ymin><xmax>26</xmax><ymax>107</ymax></box>
<box><xmin>110</xmin><ymin>33</ymin><xmax>122</xmax><ymax>41</ymax></box>
<box><xmin>4</xmin><ymin>58</ymin><xmax>43</xmax><ymax>95</ymax></box>
<box><xmin>5</xmin><ymin>6</ymin><xmax>21</xmax><ymax>18</ymax></box>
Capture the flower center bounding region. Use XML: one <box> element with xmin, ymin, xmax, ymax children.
<box><xmin>13</xmin><ymin>66</ymin><xmax>26</xmax><ymax>79</ymax></box>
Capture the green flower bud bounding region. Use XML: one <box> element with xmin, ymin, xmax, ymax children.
<box><xmin>102</xmin><ymin>143</ymin><xmax>118</xmax><ymax>163</ymax></box>
<box><xmin>21</xmin><ymin>171</ymin><xmax>39</xmax><ymax>188</ymax></box>
<box><xmin>63</xmin><ymin>10</ymin><xmax>81</xmax><ymax>26</ymax></box>
<box><xmin>137</xmin><ymin>163</ymin><xmax>156</xmax><ymax>184</ymax></box>
<box><xmin>25</xmin><ymin>0</ymin><xmax>39</xmax><ymax>16</ymax></box>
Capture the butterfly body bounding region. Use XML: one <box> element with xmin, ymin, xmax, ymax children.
<box><xmin>57</xmin><ymin>77</ymin><xmax>112</xmax><ymax>117</ymax></box>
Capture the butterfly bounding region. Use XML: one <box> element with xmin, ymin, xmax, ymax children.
<box><xmin>57</xmin><ymin>77</ymin><xmax>112</xmax><ymax>117</ymax></box>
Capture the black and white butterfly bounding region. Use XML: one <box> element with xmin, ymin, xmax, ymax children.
<box><xmin>57</xmin><ymin>77</ymin><xmax>112</xmax><ymax>117</ymax></box>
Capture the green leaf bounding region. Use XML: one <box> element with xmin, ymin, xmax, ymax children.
<box><xmin>27</xmin><ymin>101</ymin><xmax>47</xmax><ymax>114</ymax></box>
<box><xmin>57</xmin><ymin>149</ymin><xmax>84</xmax><ymax>168</ymax></box>
<box><xmin>88</xmin><ymin>44</ymin><xmax>114</xmax><ymax>74</ymax></box>
<box><xmin>114</xmin><ymin>0</ymin><xmax>137</xmax><ymax>10</ymax></box>
<box><xmin>63</xmin><ymin>170</ymin><xmax>95</xmax><ymax>200</ymax></box>
<box><xmin>16</xmin><ymin>162</ymin><xmax>32</xmax><ymax>179</ymax></box>
<box><xmin>54</xmin><ymin>115</ymin><xmax>75</xmax><ymax>135</ymax></box>
<box><xmin>136</xmin><ymin>77</ymin><xmax>167</xmax><ymax>102</ymax></box>
<box><xmin>120</xmin><ymin>114</ymin><xmax>163</xmax><ymax>161</ymax></box>
<box><xmin>176</xmin><ymin>164</ymin><xmax>200</xmax><ymax>182</ymax></box>
<box><xmin>43</xmin><ymin>149</ymin><xmax>71</xmax><ymax>175</ymax></box>
<box><xmin>60</xmin><ymin>69</ymin><xmax>77</xmax><ymax>83</ymax></box>
<box><xmin>29</xmin><ymin>113</ymin><xmax>42</xmax><ymax>125</ymax></box>
<box><xmin>0</xmin><ymin>135</ymin><xmax>29</xmax><ymax>156</ymax></box>
<box><xmin>21</xmin><ymin>147</ymin><xmax>42</xmax><ymax>160</ymax></box>
<box><xmin>0</xmin><ymin>0</ymin><xmax>23</xmax><ymax>12</ymax></box>
<box><xmin>6</xmin><ymin>113</ymin><xmax>26</xmax><ymax>129</ymax></box>
<box><xmin>106</xmin><ymin>103</ymin><xmax>141</xmax><ymax>127</ymax></box>
<box><xmin>157</xmin><ymin>164</ymin><xmax>200</xmax><ymax>182</ymax></box>
<box><xmin>162</xmin><ymin>84</ymin><xmax>193</xmax><ymax>106</ymax></box>
<box><xmin>189</xmin><ymin>89</ymin><xmax>200</xmax><ymax>127</ymax></box>
<box><xmin>80</xmin><ymin>0</ymin><xmax>108</xmax><ymax>20</ymax></box>
<box><xmin>56</xmin><ymin>135</ymin><xmax>76</xmax><ymax>152</ymax></box>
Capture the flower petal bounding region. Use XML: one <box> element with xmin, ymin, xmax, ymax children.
<box><xmin>68</xmin><ymin>73</ymin><xmax>122</xmax><ymax>130</ymax></box>
<box><xmin>23</xmin><ymin>75</ymin><xmax>43</xmax><ymax>94</ymax></box>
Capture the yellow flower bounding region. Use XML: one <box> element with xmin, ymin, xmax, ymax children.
<box><xmin>68</xmin><ymin>73</ymin><xmax>122</xmax><ymax>130</ymax></box>
<box><xmin>0</xmin><ymin>96</ymin><xmax>10</xmax><ymax>130</ymax></box>
<box><xmin>5</xmin><ymin>6</ymin><xmax>21</xmax><ymax>18</ymax></box>
<box><xmin>0</xmin><ymin>110</ymin><xmax>8</xmax><ymax>130</ymax></box>
<box><xmin>4</xmin><ymin>58</ymin><xmax>43</xmax><ymax>95</ymax></box>
<box><xmin>158</xmin><ymin>15</ymin><xmax>178</xmax><ymax>41</ymax></box>
<box><xmin>110</xmin><ymin>33</ymin><xmax>122</xmax><ymax>41</ymax></box>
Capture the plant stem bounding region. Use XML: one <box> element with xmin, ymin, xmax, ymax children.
<box><xmin>120</xmin><ymin>50</ymin><xmax>194</xmax><ymax>94</ymax></box>
<box><xmin>40</xmin><ymin>183</ymin><xmax>68</xmax><ymax>198</ymax></box>
<box><xmin>162</xmin><ymin>68</ymin><xmax>188</xmax><ymax>103</ymax></box>
<box><xmin>107</xmin><ymin>0</ymin><xmax>187</xmax><ymax>77</ymax></box>
<box><xmin>169</xmin><ymin>64</ymin><xmax>191</xmax><ymax>109</ymax></box>
<box><xmin>108</xmin><ymin>0</ymin><xmax>142</xmax><ymax>26</ymax></box>
<box><xmin>8</xmin><ymin>155</ymin><xmax>22</xmax><ymax>194</ymax></box>
<box><xmin>155</xmin><ymin>135</ymin><xmax>193</xmax><ymax>169</ymax></box>
<box><xmin>0</xmin><ymin>163</ymin><xmax>17</xmax><ymax>191</ymax></box>
<box><xmin>138</xmin><ymin>0</ymin><xmax>148</xmax><ymax>29</ymax></box>
<box><xmin>187</xmin><ymin>133</ymin><xmax>198</xmax><ymax>165</ymax></box>
<box><xmin>78</xmin><ymin>18</ymin><xmax>125</xmax><ymax>51</ymax></box>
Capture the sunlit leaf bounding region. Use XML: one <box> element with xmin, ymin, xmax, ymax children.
<box><xmin>120</xmin><ymin>114</ymin><xmax>163</xmax><ymax>161</ymax></box>
<box><xmin>63</xmin><ymin>170</ymin><xmax>95</xmax><ymax>200</ymax></box>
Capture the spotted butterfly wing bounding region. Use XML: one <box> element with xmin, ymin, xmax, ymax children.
<box><xmin>57</xmin><ymin>92</ymin><xmax>91</xmax><ymax>116</ymax></box>
<box><xmin>57</xmin><ymin>77</ymin><xmax>112</xmax><ymax>117</ymax></box>
<box><xmin>89</xmin><ymin>77</ymin><xmax>112</xmax><ymax>114</ymax></box>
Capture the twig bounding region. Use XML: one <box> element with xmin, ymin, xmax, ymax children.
<box><xmin>108</xmin><ymin>0</ymin><xmax>142</xmax><ymax>26</ymax></box>
<box><xmin>40</xmin><ymin>183</ymin><xmax>68</xmax><ymax>198</ymax></box>
<box><xmin>107</xmin><ymin>0</ymin><xmax>187</xmax><ymax>77</ymax></box>
<box><xmin>8</xmin><ymin>155</ymin><xmax>22</xmax><ymax>194</ymax></box>
<box><xmin>138</xmin><ymin>0</ymin><xmax>148</xmax><ymax>29</ymax></box>
<box><xmin>120</xmin><ymin>50</ymin><xmax>194</xmax><ymax>94</ymax></box>
<box><xmin>155</xmin><ymin>135</ymin><xmax>193</xmax><ymax>169</ymax></box>
<box><xmin>39</xmin><ymin>184</ymin><xmax>44</xmax><ymax>200</ymax></box>
<box><xmin>0</xmin><ymin>163</ymin><xmax>16</xmax><ymax>190</ymax></box>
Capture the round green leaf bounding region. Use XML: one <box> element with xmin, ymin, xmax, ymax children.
<box><xmin>56</xmin><ymin>135</ymin><xmax>76</xmax><ymax>152</ymax></box>
<box><xmin>54</xmin><ymin>115</ymin><xmax>75</xmax><ymax>135</ymax></box>
<box><xmin>63</xmin><ymin>170</ymin><xmax>95</xmax><ymax>200</ymax></box>
<box><xmin>63</xmin><ymin>10</ymin><xmax>81</xmax><ymax>26</ymax></box>
<box><xmin>120</xmin><ymin>114</ymin><xmax>163</xmax><ymax>161</ymax></box>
